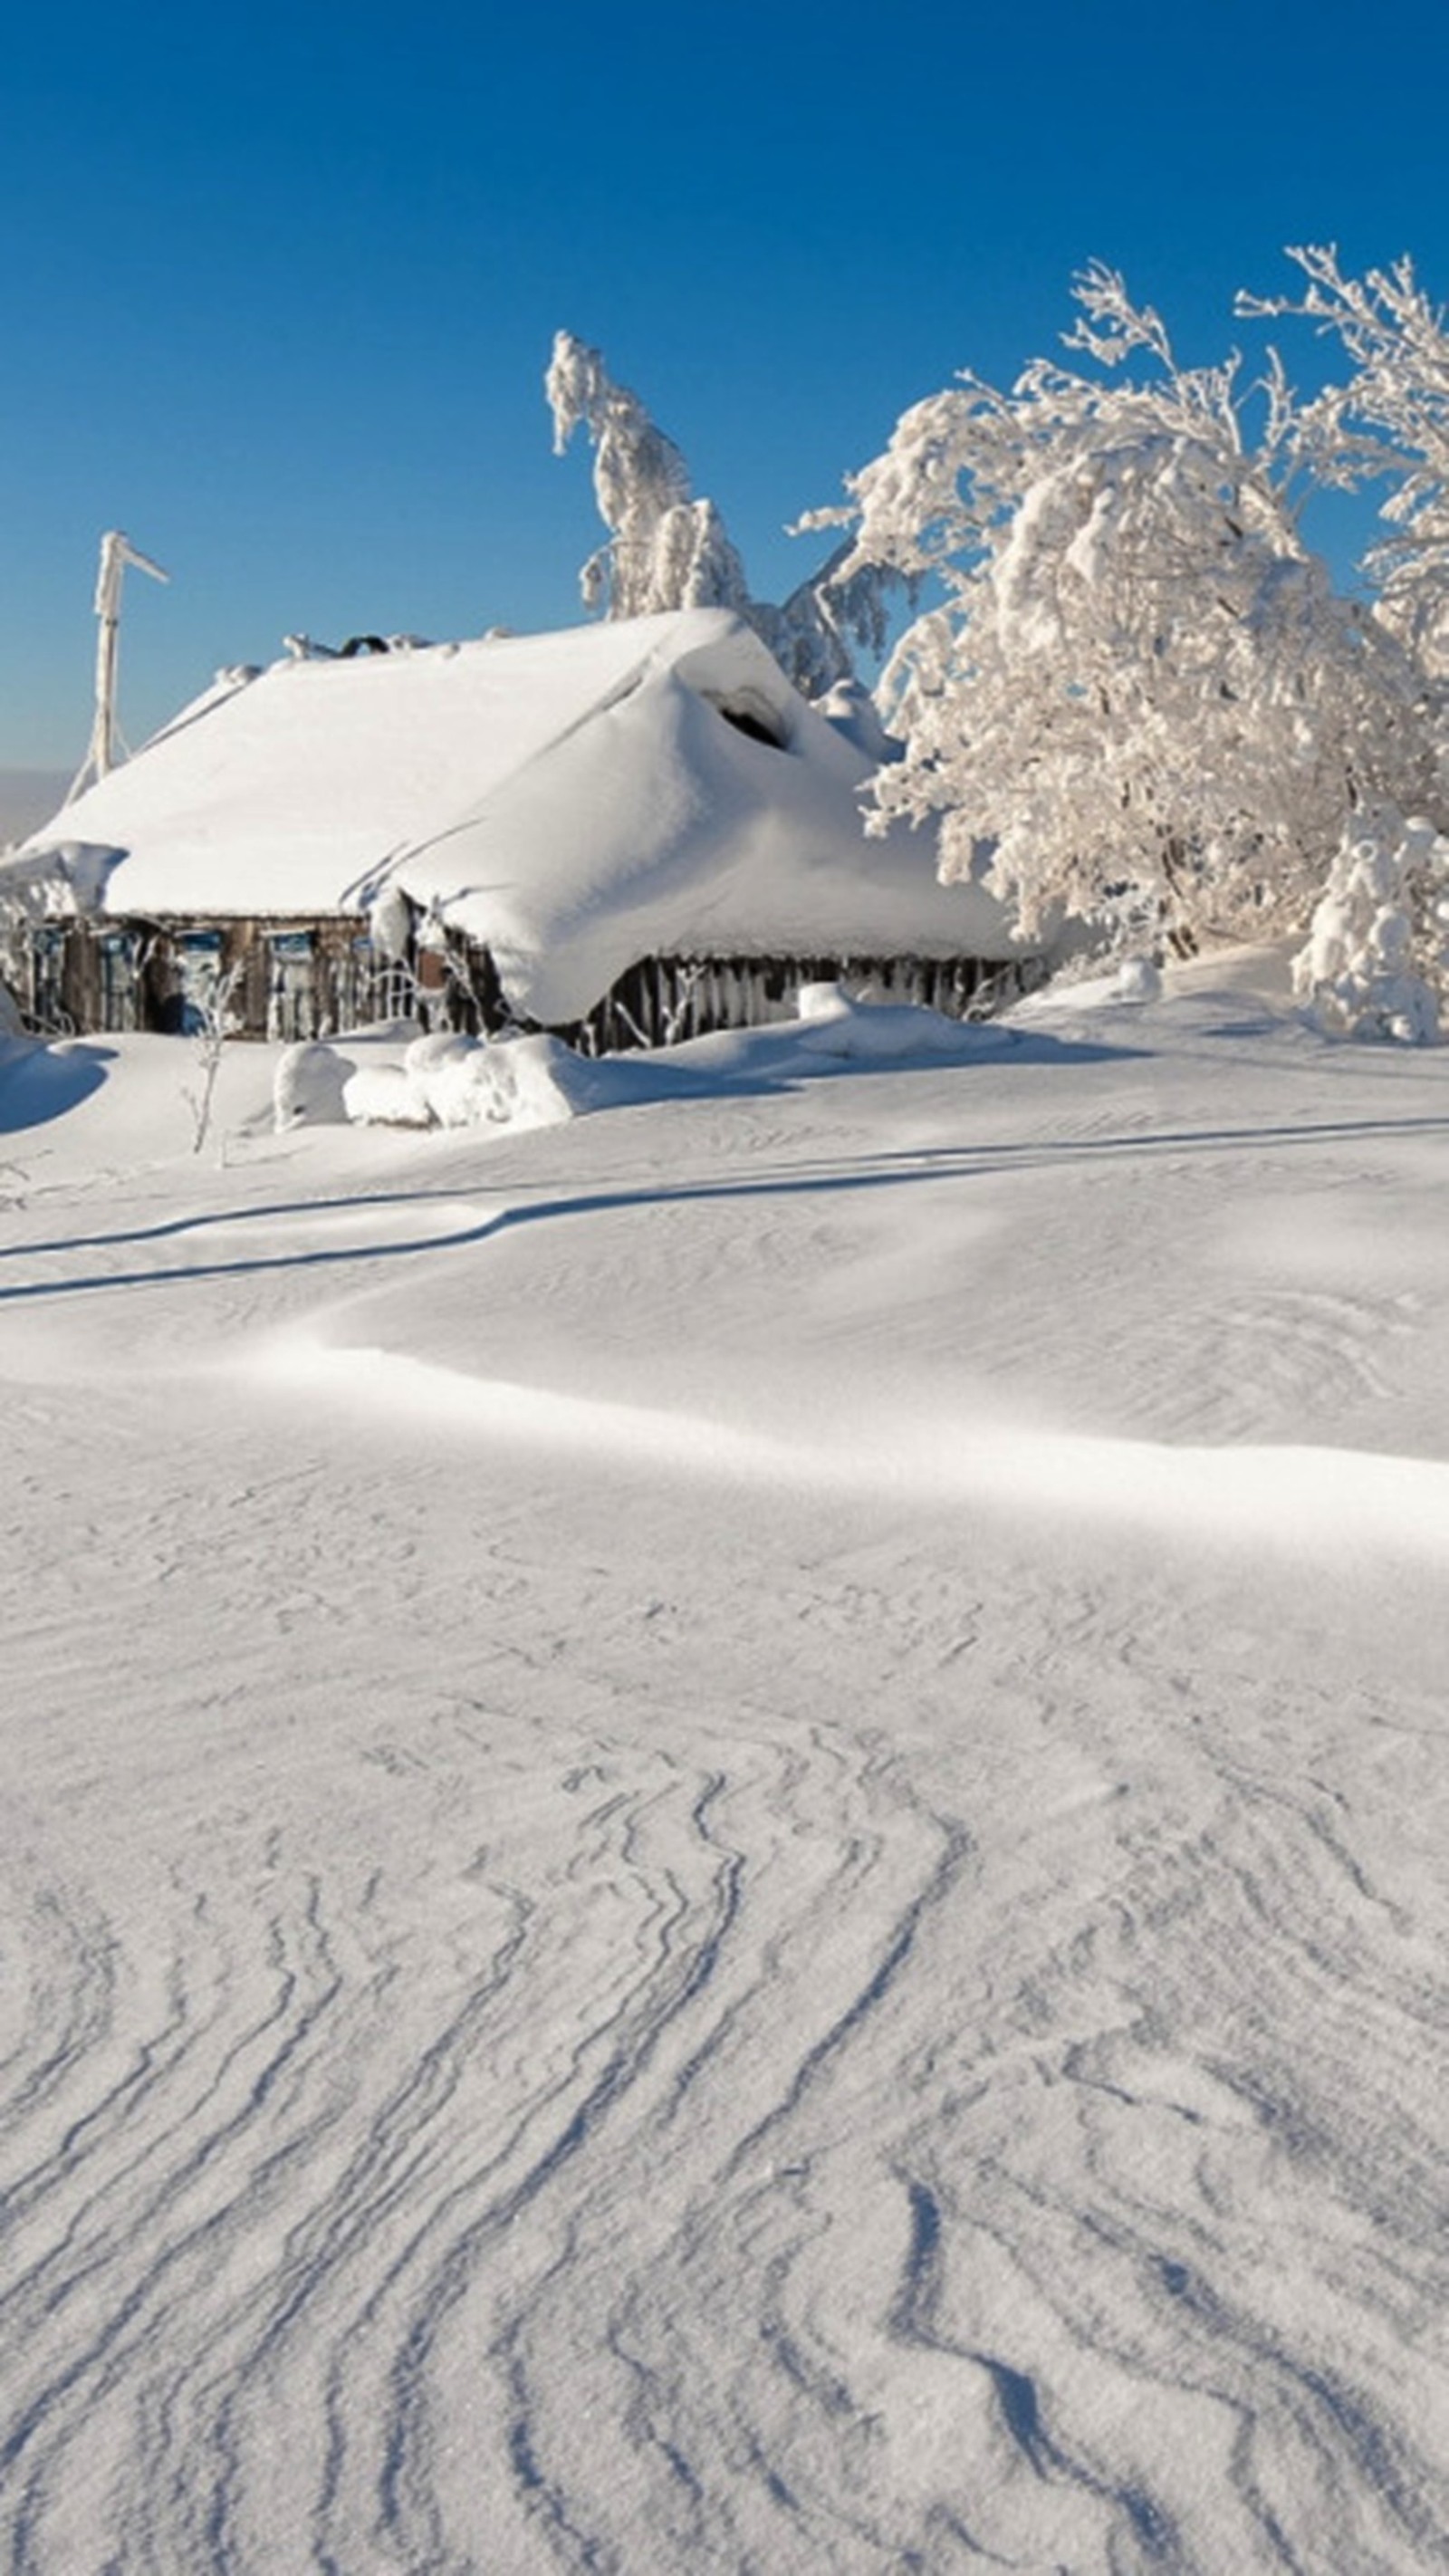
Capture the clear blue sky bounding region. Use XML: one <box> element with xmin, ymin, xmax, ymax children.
<box><xmin>5</xmin><ymin>0</ymin><xmax>1448</xmax><ymax>767</ymax></box>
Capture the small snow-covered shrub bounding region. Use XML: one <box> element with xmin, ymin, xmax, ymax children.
<box><xmin>403</xmin><ymin>1030</ymin><xmax>475</xmax><ymax>1077</ymax></box>
<box><xmin>1113</xmin><ymin>956</ymin><xmax>1163</xmax><ymax>1003</ymax></box>
<box><xmin>341</xmin><ymin>1062</ymin><xmax>434</xmax><ymax>1127</ymax></box>
<box><xmin>423</xmin><ymin>1045</ymin><xmax>513</xmax><ymax>1129</ymax></box>
<box><xmin>1294</xmin><ymin>808</ymin><xmax>1449</xmax><ymax>1043</ymax></box>
<box><xmin>792</xmin><ymin>983</ymin><xmax>980</xmax><ymax>1061</ymax></box>
<box><xmin>183</xmin><ymin>959</ymin><xmax>245</xmax><ymax>1157</ymax></box>
<box><xmin>427</xmin><ymin>1033</ymin><xmax>591</xmax><ymax>1131</ymax></box>
<box><xmin>341</xmin><ymin>1033</ymin><xmax>592</xmax><ymax>1134</ymax></box>
<box><xmin>397</xmin><ymin>1033</ymin><xmax>502</xmax><ymax>1127</ymax></box>
<box><xmin>402</xmin><ymin>1031</ymin><xmax>479</xmax><ymax>1120</ymax></box>
<box><xmin>273</xmin><ymin>1041</ymin><xmax>352</xmax><ymax>1129</ymax></box>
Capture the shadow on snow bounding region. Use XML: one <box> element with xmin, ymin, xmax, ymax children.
<box><xmin>5</xmin><ymin>1093</ymin><xmax>1449</xmax><ymax>1306</ymax></box>
<box><xmin>0</xmin><ymin>1042</ymin><xmax>115</xmax><ymax>1135</ymax></box>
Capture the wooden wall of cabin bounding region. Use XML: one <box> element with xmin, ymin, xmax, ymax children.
<box><xmin>552</xmin><ymin>951</ymin><xmax>1041</xmax><ymax>1054</ymax></box>
<box><xmin>23</xmin><ymin>922</ymin><xmax>1041</xmax><ymax>1047</ymax></box>
<box><xmin>24</xmin><ymin>918</ymin><xmax>414</xmax><ymax>1041</ymax></box>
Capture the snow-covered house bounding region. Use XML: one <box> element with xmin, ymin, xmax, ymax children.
<box><xmin>1</xmin><ymin>610</ymin><xmax>1034</xmax><ymax>1046</ymax></box>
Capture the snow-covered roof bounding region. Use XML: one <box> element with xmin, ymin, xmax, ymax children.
<box><xmin>9</xmin><ymin>609</ymin><xmax>1023</xmax><ymax>1024</ymax></box>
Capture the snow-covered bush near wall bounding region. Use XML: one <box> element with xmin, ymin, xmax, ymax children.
<box><xmin>333</xmin><ymin>1032</ymin><xmax>595</xmax><ymax>1134</ymax></box>
<box><xmin>404</xmin><ymin>1030</ymin><xmax>475</xmax><ymax>1087</ymax></box>
<box><xmin>273</xmin><ymin>1042</ymin><xmax>354</xmax><ymax>1129</ymax></box>
<box><xmin>791</xmin><ymin>981</ymin><xmax>1002</xmax><ymax>1061</ymax></box>
<box><xmin>341</xmin><ymin>1062</ymin><xmax>434</xmax><ymax>1128</ymax></box>
<box><xmin>283</xmin><ymin>1001</ymin><xmax>1012</xmax><ymax>1148</ymax></box>
<box><xmin>418</xmin><ymin>1033</ymin><xmax>583</xmax><ymax>1131</ymax></box>
<box><xmin>1113</xmin><ymin>956</ymin><xmax>1164</xmax><ymax>1003</ymax></box>
<box><xmin>1293</xmin><ymin>808</ymin><xmax>1449</xmax><ymax>1043</ymax></box>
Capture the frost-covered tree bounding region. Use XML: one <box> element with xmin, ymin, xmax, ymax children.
<box><xmin>546</xmin><ymin>332</ymin><xmax>754</xmax><ymax>622</ymax></box>
<box><xmin>811</xmin><ymin>265</ymin><xmax>1427</xmax><ymax>947</ymax></box>
<box><xmin>547</xmin><ymin>331</ymin><xmax>897</xmax><ymax>697</ymax></box>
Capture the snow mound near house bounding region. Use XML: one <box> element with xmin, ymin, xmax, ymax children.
<box><xmin>302</xmin><ymin>1031</ymin><xmax>603</xmax><ymax>1135</ymax></box>
<box><xmin>421</xmin><ymin>1034</ymin><xmax>598</xmax><ymax>1129</ymax></box>
<box><xmin>284</xmin><ymin>986</ymin><xmax>1012</xmax><ymax>1139</ymax></box>
<box><xmin>790</xmin><ymin>980</ymin><xmax>1006</xmax><ymax>1057</ymax></box>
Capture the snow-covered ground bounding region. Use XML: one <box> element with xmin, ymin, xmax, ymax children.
<box><xmin>3</xmin><ymin>953</ymin><xmax>1447</xmax><ymax>2572</ymax></box>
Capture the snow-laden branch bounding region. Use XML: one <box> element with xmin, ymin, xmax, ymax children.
<box><xmin>548</xmin><ymin>331</ymin><xmax>900</xmax><ymax>697</ymax></box>
<box><xmin>1240</xmin><ymin>247</ymin><xmax>1449</xmax><ymax>677</ymax></box>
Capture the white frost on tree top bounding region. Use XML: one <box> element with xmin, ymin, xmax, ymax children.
<box><xmin>548</xmin><ymin>331</ymin><xmax>899</xmax><ymax>700</ymax></box>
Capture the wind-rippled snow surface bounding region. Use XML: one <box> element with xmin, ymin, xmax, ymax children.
<box><xmin>3</xmin><ymin>963</ymin><xmax>1448</xmax><ymax>2572</ymax></box>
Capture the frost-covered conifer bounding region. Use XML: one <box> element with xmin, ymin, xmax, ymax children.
<box><xmin>547</xmin><ymin>332</ymin><xmax>897</xmax><ymax>697</ymax></box>
<box><xmin>811</xmin><ymin>267</ymin><xmax>1424</xmax><ymax>948</ymax></box>
<box><xmin>1293</xmin><ymin>806</ymin><xmax>1449</xmax><ymax>1043</ymax></box>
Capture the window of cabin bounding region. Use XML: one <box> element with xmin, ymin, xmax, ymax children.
<box><xmin>98</xmin><ymin>929</ymin><xmax>142</xmax><ymax>1032</ymax></box>
<box><xmin>267</xmin><ymin>930</ymin><xmax>317</xmax><ymax>1042</ymax></box>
